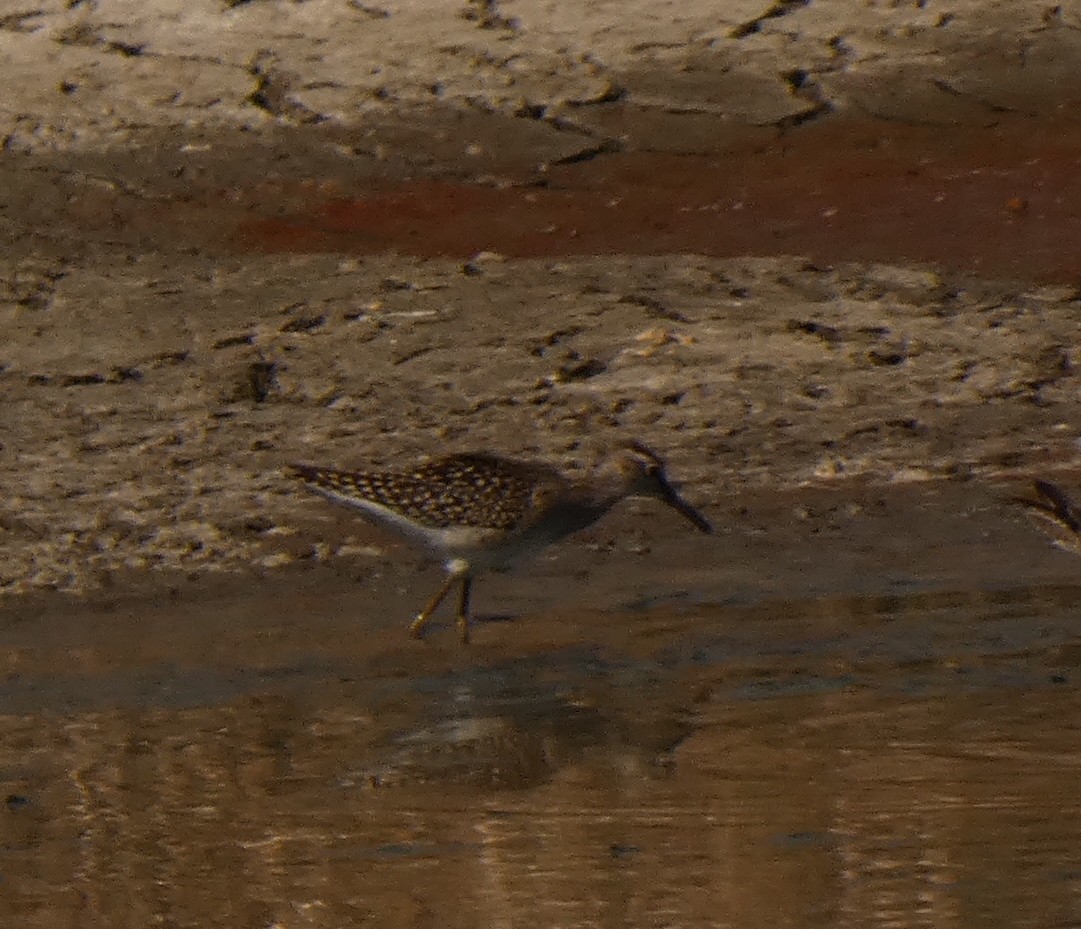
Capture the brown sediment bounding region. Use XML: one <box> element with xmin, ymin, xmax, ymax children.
<box><xmin>235</xmin><ymin>116</ymin><xmax>1081</xmax><ymax>284</ymax></box>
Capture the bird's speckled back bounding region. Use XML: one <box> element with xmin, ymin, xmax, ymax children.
<box><xmin>291</xmin><ymin>454</ymin><xmax>565</xmax><ymax>530</ymax></box>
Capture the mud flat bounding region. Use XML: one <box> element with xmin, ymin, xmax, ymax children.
<box><xmin>2</xmin><ymin>0</ymin><xmax>1081</xmax><ymax>596</ymax></box>
<box><xmin>2</xmin><ymin>2</ymin><xmax>1081</xmax><ymax>926</ymax></box>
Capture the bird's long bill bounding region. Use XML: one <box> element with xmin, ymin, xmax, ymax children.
<box><xmin>660</xmin><ymin>480</ymin><xmax>714</xmax><ymax>534</ymax></box>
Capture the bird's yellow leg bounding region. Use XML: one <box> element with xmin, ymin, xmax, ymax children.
<box><xmin>409</xmin><ymin>572</ymin><xmax>460</xmax><ymax>640</ymax></box>
<box><xmin>456</xmin><ymin>575</ymin><xmax>473</xmax><ymax>645</ymax></box>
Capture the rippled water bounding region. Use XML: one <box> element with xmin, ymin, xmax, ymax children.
<box><xmin>2</xmin><ymin>572</ymin><xmax>1081</xmax><ymax>928</ymax></box>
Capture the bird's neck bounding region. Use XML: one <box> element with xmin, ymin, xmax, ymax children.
<box><xmin>580</xmin><ymin>467</ymin><xmax>637</xmax><ymax>518</ymax></box>
<box><xmin>552</xmin><ymin>492</ymin><xmax>621</xmax><ymax>538</ymax></box>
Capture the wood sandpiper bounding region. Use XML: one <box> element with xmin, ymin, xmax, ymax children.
<box><xmin>289</xmin><ymin>442</ymin><xmax>713</xmax><ymax>643</ymax></box>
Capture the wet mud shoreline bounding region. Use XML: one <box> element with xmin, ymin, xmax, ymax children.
<box><xmin>2</xmin><ymin>244</ymin><xmax>1081</xmax><ymax>598</ymax></box>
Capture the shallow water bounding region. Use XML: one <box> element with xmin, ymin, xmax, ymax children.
<box><xmin>3</xmin><ymin>566</ymin><xmax>1081</xmax><ymax>928</ymax></box>
<box><xmin>2</xmin><ymin>478</ymin><xmax>1081</xmax><ymax>928</ymax></box>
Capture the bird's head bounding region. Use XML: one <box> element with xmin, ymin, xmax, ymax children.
<box><xmin>606</xmin><ymin>441</ymin><xmax>713</xmax><ymax>533</ymax></box>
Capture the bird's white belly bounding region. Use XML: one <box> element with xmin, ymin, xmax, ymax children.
<box><xmin>436</xmin><ymin>524</ymin><xmax>555</xmax><ymax>570</ymax></box>
<box><xmin>311</xmin><ymin>485</ymin><xmax>601</xmax><ymax>573</ymax></box>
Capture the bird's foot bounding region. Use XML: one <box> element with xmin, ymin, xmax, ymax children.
<box><xmin>409</xmin><ymin>614</ymin><xmax>431</xmax><ymax>640</ymax></box>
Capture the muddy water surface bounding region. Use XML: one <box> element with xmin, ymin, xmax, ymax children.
<box><xmin>2</xmin><ymin>483</ymin><xmax>1081</xmax><ymax>928</ymax></box>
